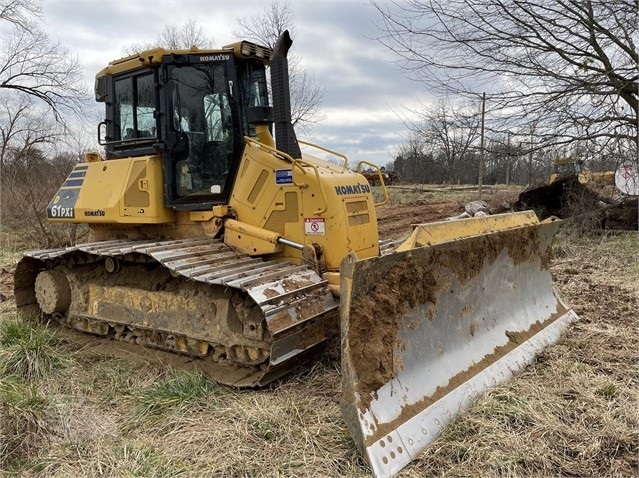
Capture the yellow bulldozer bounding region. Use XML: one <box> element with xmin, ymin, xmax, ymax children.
<box><xmin>549</xmin><ymin>157</ymin><xmax>615</xmax><ymax>185</ymax></box>
<box><xmin>14</xmin><ymin>32</ymin><xmax>577</xmax><ymax>477</ymax></box>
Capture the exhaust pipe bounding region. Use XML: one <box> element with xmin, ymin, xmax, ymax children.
<box><xmin>270</xmin><ymin>30</ymin><xmax>301</xmax><ymax>159</ymax></box>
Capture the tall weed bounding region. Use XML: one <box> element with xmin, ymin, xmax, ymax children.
<box><xmin>0</xmin><ymin>316</ymin><xmax>67</xmax><ymax>381</ymax></box>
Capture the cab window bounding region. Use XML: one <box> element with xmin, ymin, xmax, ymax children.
<box><xmin>114</xmin><ymin>73</ymin><xmax>156</xmax><ymax>141</ymax></box>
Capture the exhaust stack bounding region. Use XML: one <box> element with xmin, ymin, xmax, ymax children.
<box><xmin>270</xmin><ymin>30</ymin><xmax>301</xmax><ymax>159</ymax></box>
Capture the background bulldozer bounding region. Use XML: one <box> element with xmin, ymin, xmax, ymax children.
<box><xmin>13</xmin><ymin>32</ymin><xmax>577</xmax><ymax>477</ymax></box>
<box><xmin>549</xmin><ymin>157</ymin><xmax>615</xmax><ymax>186</ymax></box>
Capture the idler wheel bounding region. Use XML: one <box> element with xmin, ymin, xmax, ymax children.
<box><xmin>34</xmin><ymin>269</ymin><xmax>71</xmax><ymax>314</ymax></box>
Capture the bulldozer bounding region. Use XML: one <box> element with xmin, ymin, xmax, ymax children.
<box><xmin>13</xmin><ymin>31</ymin><xmax>578</xmax><ymax>477</ymax></box>
<box><xmin>549</xmin><ymin>157</ymin><xmax>615</xmax><ymax>185</ymax></box>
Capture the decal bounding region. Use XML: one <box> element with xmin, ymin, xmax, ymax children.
<box><xmin>61</xmin><ymin>166</ymin><xmax>86</xmax><ymax>187</ymax></box>
<box><xmin>200</xmin><ymin>54</ymin><xmax>230</xmax><ymax>62</ymax></box>
<box><xmin>47</xmin><ymin>188</ymin><xmax>79</xmax><ymax>219</ymax></box>
<box><xmin>84</xmin><ymin>210</ymin><xmax>106</xmax><ymax>217</ymax></box>
<box><xmin>304</xmin><ymin>218</ymin><xmax>325</xmax><ymax>236</ymax></box>
<box><xmin>62</xmin><ymin>178</ymin><xmax>84</xmax><ymax>187</ymax></box>
<box><xmin>334</xmin><ymin>183</ymin><xmax>371</xmax><ymax>196</ymax></box>
<box><xmin>275</xmin><ymin>169</ymin><xmax>293</xmax><ymax>185</ymax></box>
<box><xmin>49</xmin><ymin>205</ymin><xmax>75</xmax><ymax>218</ymax></box>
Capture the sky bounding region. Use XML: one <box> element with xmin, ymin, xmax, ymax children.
<box><xmin>41</xmin><ymin>0</ymin><xmax>426</xmax><ymax>166</ymax></box>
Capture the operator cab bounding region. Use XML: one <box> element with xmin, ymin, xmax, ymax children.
<box><xmin>95</xmin><ymin>42</ymin><xmax>271</xmax><ymax>211</ymax></box>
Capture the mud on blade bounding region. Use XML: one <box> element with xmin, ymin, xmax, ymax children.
<box><xmin>340</xmin><ymin>213</ymin><xmax>579</xmax><ymax>477</ymax></box>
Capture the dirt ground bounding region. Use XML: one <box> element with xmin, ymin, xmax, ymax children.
<box><xmin>376</xmin><ymin>199</ymin><xmax>460</xmax><ymax>239</ymax></box>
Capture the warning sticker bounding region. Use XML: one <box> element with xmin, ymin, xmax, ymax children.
<box><xmin>304</xmin><ymin>218</ymin><xmax>325</xmax><ymax>236</ymax></box>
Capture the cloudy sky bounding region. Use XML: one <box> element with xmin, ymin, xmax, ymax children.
<box><xmin>41</xmin><ymin>0</ymin><xmax>425</xmax><ymax>166</ymax></box>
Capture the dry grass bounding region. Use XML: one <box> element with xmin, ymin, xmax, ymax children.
<box><xmin>0</xmin><ymin>317</ymin><xmax>65</xmax><ymax>469</ymax></box>
<box><xmin>0</xmin><ymin>188</ymin><xmax>637</xmax><ymax>477</ymax></box>
<box><xmin>377</xmin><ymin>184</ymin><xmax>520</xmax><ymax>207</ymax></box>
<box><xmin>0</xmin><ymin>377</ymin><xmax>54</xmax><ymax>468</ymax></box>
<box><xmin>8</xmin><ymin>351</ymin><xmax>366</xmax><ymax>478</ymax></box>
<box><xmin>0</xmin><ymin>231</ymin><xmax>25</xmax><ymax>267</ymax></box>
<box><xmin>0</xmin><ymin>317</ymin><xmax>67</xmax><ymax>381</ymax></box>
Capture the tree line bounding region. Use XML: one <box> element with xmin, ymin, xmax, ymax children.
<box><xmin>387</xmin><ymin>97</ymin><xmax>635</xmax><ymax>186</ymax></box>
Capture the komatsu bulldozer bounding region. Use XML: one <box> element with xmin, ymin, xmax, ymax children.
<box><xmin>549</xmin><ymin>157</ymin><xmax>615</xmax><ymax>185</ymax></box>
<box><xmin>14</xmin><ymin>32</ymin><xmax>578</xmax><ymax>477</ymax></box>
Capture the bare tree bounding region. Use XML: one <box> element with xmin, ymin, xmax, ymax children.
<box><xmin>484</xmin><ymin>132</ymin><xmax>527</xmax><ymax>185</ymax></box>
<box><xmin>234</xmin><ymin>0</ymin><xmax>292</xmax><ymax>47</ymax></box>
<box><xmin>0</xmin><ymin>0</ymin><xmax>40</xmax><ymax>30</ymax></box>
<box><xmin>2</xmin><ymin>146</ymin><xmax>79</xmax><ymax>247</ymax></box>
<box><xmin>411</xmin><ymin>98</ymin><xmax>482</xmax><ymax>183</ymax></box>
<box><xmin>0</xmin><ymin>94</ymin><xmax>61</xmax><ymax>169</ymax></box>
<box><xmin>393</xmin><ymin>132</ymin><xmax>432</xmax><ymax>182</ymax></box>
<box><xmin>234</xmin><ymin>0</ymin><xmax>325</xmax><ymax>133</ymax></box>
<box><xmin>123</xmin><ymin>19</ymin><xmax>216</xmax><ymax>54</ymax></box>
<box><xmin>0</xmin><ymin>0</ymin><xmax>86</xmax><ymax>121</ymax></box>
<box><xmin>0</xmin><ymin>91</ymin><xmax>77</xmax><ymax>247</ymax></box>
<box><xmin>373</xmin><ymin>0</ymin><xmax>638</xmax><ymax>149</ymax></box>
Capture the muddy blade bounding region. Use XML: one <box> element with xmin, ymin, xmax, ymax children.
<box><xmin>340</xmin><ymin>216</ymin><xmax>578</xmax><ymax>477</ymax></box>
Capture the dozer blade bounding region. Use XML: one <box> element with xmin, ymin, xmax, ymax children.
<box><xmin>340</xmin><ymin>211</ymin><xmax>578</xmax><ymax>477</ymax></box>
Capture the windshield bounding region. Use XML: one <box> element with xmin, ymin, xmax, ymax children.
<box><xmin>170</xmin><ymin>63</ymin><xmax>234</xmax><ymax>199</ymax></box>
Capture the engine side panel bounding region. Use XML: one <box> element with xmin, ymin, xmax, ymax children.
<box><xmin>48</xmin><ymin>156</ymin><xmax>175</xmax><ymax>225</ymax></box>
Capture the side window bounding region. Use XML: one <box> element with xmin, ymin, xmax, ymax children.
<box><xmin>114</xmin><ymin>73</ymin><xmax>156</xmax><ymax>141</ymax></box>
<box><xmin>114</xmin><ymin>80</ymin><xmax>133</xmax><ymax>140</ymax></box>
<box><xmin>136</xmin><ymin>75</ymin><xmax>155</xmax><ymax>137</ymax></box>
<box><xmin>241</xmin><ymin>63</ymin><xmax>268</xmax><ymax>108</ymax></box>
<box><xmin>238</xmin><ymin>62</ymin><xmax>269</xmax><ymax>137</ymax></box>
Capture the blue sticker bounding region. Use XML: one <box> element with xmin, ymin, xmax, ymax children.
<box><xmin>275</xmin><ymin>169</ymin><xmax>293</xmax><ymax>185</ymax></box>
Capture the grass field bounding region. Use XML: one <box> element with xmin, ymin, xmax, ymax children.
<box><xmin>0</xmin><ymin>186</ymin><xmax>637</xmax><ymax>477</ymax></box>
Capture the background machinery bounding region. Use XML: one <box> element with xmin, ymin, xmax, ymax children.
<box><xmin>14</xmin><ymin>32</ymin><xmax>577</xmax><ymax>477</ymax></box>
<box><xmin>549</xmin><ymin>157</ymin><xmax>615</xmax><ymax>185</ymax></box>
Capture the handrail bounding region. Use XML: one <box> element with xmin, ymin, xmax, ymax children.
<box><xmin>357</xmin><ymin>160</ymin><xmax>389</xmax><ymax>207</ymax></box>
<box><xmin>98</xmin><ymin>121</ymin><xmax>157</xmax><ymax>147</ymax></box>
<box><xmin>298</xmin><ymin>139</ymin><xmax>349</xmax><ymax>172</ymax></box>
<box><xmin>244</xmin><ymin>136</ymin><xmax>296</xmax><ymax>164</ymax></box>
